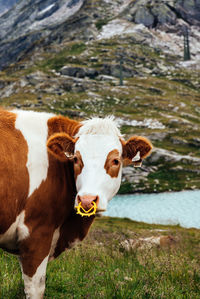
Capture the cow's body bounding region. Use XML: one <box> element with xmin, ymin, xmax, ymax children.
<box><xmin>0</xmin><ymin>109</ymin><xmax>152</xmax><ymax>298</ymax></box>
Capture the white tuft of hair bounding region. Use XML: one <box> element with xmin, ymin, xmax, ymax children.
<box><xmin>75</xmin><ymin>116</ymin><xmax>122</xmax><ymax>138</ymax></box>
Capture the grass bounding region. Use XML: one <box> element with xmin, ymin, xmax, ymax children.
<box><xmin>0</xmin><ymin>217</ymin><xmax>200</xmax><ymax>298</ymax></box>
<box><xmin>95</xmin><ymin>19</ymin><xmax>110</xmax><ymax>30</ymax></box>
<box><xmin>37</xmin><ymin>42</ymin><xmax>87</xmax><ymax>71</ymax></box>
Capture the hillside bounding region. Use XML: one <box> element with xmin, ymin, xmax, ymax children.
<box><xmin>0</xmin><ymin>0</ymin><xmax>200</xmax><ymax>193</ymax></box>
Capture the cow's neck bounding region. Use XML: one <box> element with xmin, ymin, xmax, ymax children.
<box><xmin>53</xmin><ymin>212</ymin><xmax>95</xmax><ymax>258</ymax></box>
<box><xmin>48</xmin><ymin>115</ymin><xmax>81</xmax><ymax>137</ymax></box>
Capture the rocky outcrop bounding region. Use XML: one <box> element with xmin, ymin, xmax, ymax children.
<box><xmin>60</xmin><ymin>66</ymin><xmax>99</xmax><ymax>79</ymax></box>
<box><xmin>148</xmin><ymin>148</ymin><xmax>200</xmax><ymax>165</ymax></box>
<box><xmin>126</xmin><ymin>0</ymin><xmax>200</xmax><ymax>29</ymax></box>
<box><xmin>101</xmin><ymin>64</ymin><xmax>138</xmax><ymax>78</ymax></box>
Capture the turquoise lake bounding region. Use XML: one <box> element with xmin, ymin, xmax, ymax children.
<box><xmin>104</xmin><ymin>190</ymin><xmax>200</xmax><ymax>229</ymax></box>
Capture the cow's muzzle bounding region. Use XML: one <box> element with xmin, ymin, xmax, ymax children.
<box><xmin>77</xmin><ymin>194</ymin><xmax>99</xmax><ymax>211</ymax></box>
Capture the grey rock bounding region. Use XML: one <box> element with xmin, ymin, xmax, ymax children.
<box><xmin>60</xmin><ymin>66</ymin><xmax>99</xmax><ymax>79</ymax></box>
<box><xmin>170</xmin><ymin>137</ymin><xmax>188</xmax><ymax>146</ymax></box>
<box><xmin>61</xmin><ymin>66</ymin><xmax>86</xmax><ymax>78</ymax></box>
<box><xmin>148</xmin><ymin>132</ymin><xmax>168</xmax><ymax>141</ymax></box>
<box><xmin>97</xmin><ymin>75</ymin><xmax>117</xmax><ymax>82</ymax></box>
<box><xmin>175</xmin><ymin>0</ymin><xmax>200</xmax><ymax>26</ymax></box>
<box><xmin>101</xmin><ymin>64</ymin><xmax>138</xmax><ymax>78</ymax></box>
<box><xmin>26</xmin><ymin>71</ymin><xmax>47</xmax><ymax>85</ymax></box>
<box><xmin>135</xmin><ymin>7</ymin><xmax>155</xmax><ymax>27</ymax></box>
<box><xmin>127</xmin><ymin>0</ymin><xmax>200</xmax><ymax>29</ymax></box>
<box><xmin>148</xmin><ymin>148</ymin><xmax>200</xmax><ymax>165</ymax></box>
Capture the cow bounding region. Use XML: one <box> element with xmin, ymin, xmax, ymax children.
<box><xmin>0</xmin><ymin>109</ymin><xmax>152</xmax><ymax>298</ymax></box>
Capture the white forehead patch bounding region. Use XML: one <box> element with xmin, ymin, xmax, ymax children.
<box><xmin>75</xmin><ymin>135</ymin><xmax>122</xmax><ymax>160</ymax></box>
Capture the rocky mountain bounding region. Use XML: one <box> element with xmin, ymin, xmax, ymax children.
<box><xmin>0</xmin><ymin>0</ymin><xmax>200</xmax><ymax>193</ymax></box>
<box><xmin>0</xmin><ymin>0</ymin><xmax>84</xmax><ymax>69</ymax></box>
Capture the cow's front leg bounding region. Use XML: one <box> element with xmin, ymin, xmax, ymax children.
<box><xmin>19</xmin><ymin>229</ymin><xmax>53</xmax><ymax>299</ymax></box>
<box><xmin>20</xmin><ymin>256</ymin><xmax>48</xmax><ymax>299</ymax></box>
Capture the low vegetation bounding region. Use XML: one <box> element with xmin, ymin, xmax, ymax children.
<box><xmin>1</xmin><ymin>217</ymin><xmax>200</xmax><ymax>298</ymax></box>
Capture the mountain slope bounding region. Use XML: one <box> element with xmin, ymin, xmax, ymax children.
<box><xmin>0</xmin><ymin>0</ymin><xmax>84</xmax><ymax>70</ymax></box>
<box><xmin>0</xmin><ymin>0</ymin><xmax>200</xmax><ymax>70</ymax></box>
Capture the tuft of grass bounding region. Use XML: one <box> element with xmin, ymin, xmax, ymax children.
<box><xmin>38</xmin><ymin>42</ymin><xmax>87</xmax><ymax>71</ymax></box>
<box><xmin>95</xmin><ymin>19</ymin><xmax>109</xmax><ymax>30</ymax></box>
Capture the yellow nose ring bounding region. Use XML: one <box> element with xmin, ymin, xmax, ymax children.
<box><xmin>75</xmin><ymin>201</ymin><xmax>97</xmax><ymax>217</ymax></box>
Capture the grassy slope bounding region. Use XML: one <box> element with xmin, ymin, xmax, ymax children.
<box><xmin>0</xmin><ymin>217</ymin><xmax>200</xmax><ymax>298</ymax></box>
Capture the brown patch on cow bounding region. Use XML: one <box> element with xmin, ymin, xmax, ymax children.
<box><xmin>48</xmin><ymin>115</ymin><xmax>81</xmax><ymax>138</ymax></box>
<box><xmin>73</xmin><ymin>151</ymin><xmax>84</xmax><ymax>180</ymax></box>
<box><xmin>121</xmin><ymin>136</ymin><xmax>152</xmax><ymax>166</ymax></box>
<box><xmin>104</xmin><ymin>149</ymin><xmax>121</xmax><ymax>178</ymax></box>
<box><xmin>0</xmin><ymin>109</ymin><xmax>29</xmax><ymax>236</ymax></box>
<box><xmin>47</xmin><ymin>132</ymin><xmax>76</xmax><ymax>162</ymax></box>
<box><xmin>53</xmin><ymin>211</ymin><xmax>95</xmax><ymax>259</ymax></box>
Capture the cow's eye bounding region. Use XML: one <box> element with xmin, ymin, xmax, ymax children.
<box><xmin>74</xmin><ymin>156</ymin><xmax>78</xmax><ymax>164</ymax></box>
<box><xmin>113</xmin><ymin>159</ymin><xmax>120</xmax><ymax>166</ymax></box>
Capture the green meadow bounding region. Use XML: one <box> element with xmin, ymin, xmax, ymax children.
<box><xmin>0</xmin><ymin>217</ymin><xmax>200</xmax><ymax>298</ymax></box>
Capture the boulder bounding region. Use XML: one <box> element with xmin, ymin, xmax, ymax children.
<box><xmin>120</xmin><ymin>235</ymin><xmax>176</xmax><ymax>251</ymax></box>
<box><xmin>60</xmin><ymin>66</ymin><xmax>86</xmax><ymax>78</ymax></box>
<box><xmin>101</xmin><ymin>64</ymin><xmax>138</xmax><ymax>78</ymax></box>
<box><xmin>60</xmin><ymin>66</ymin><xmax>99</xmax><ymax>79</ymax></box>
<box><xmin>26</xmin><ymin>71</ymin><xmax>47</xmax><ymax>85</ymax></box>
<box><xmin>127</xmin><ymin>0</ymin><xmax>200</xmax><ymax>29</ymax></box>
<box><xmin>175</xmin><ymin>0</ymin><xmax>200</xmax><ymax>26</ymax></box>
<box><xmin>134</xmin><ymin>7</ymin><xmax>155</xmax><ymax>27</ymax></box>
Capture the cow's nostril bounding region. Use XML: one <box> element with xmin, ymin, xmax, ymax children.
<box><xmin>93</xmin><ymin>196</ymin><xmax>99</xmax><ymax>205</ymax></box>
<box><xmin>77</xmin><ymin>195</ymin><xmax>81</xmax><ymax>204</ymax></box>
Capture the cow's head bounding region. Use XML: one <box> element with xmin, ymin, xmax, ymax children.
<box><xmin>47</xmin><ymin>118</ymin><xmax>152</xmax><ymax>213</ymax></box>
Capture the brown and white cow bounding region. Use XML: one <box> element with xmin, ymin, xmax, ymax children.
<box><xmin>0</xmin><ymin>109</ymin><xmax>152</xmax><ymax>298</ymax></box>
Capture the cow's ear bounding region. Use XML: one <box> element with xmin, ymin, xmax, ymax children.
<box><xmin>47</xmin><ymin>133</ymin><xmax>76</xmax><ymax>162</ymax></box>
<box><xmin>122</xmin><ymin>136</ymin><xmax>152</xmax><ymax>167</ymax></box>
